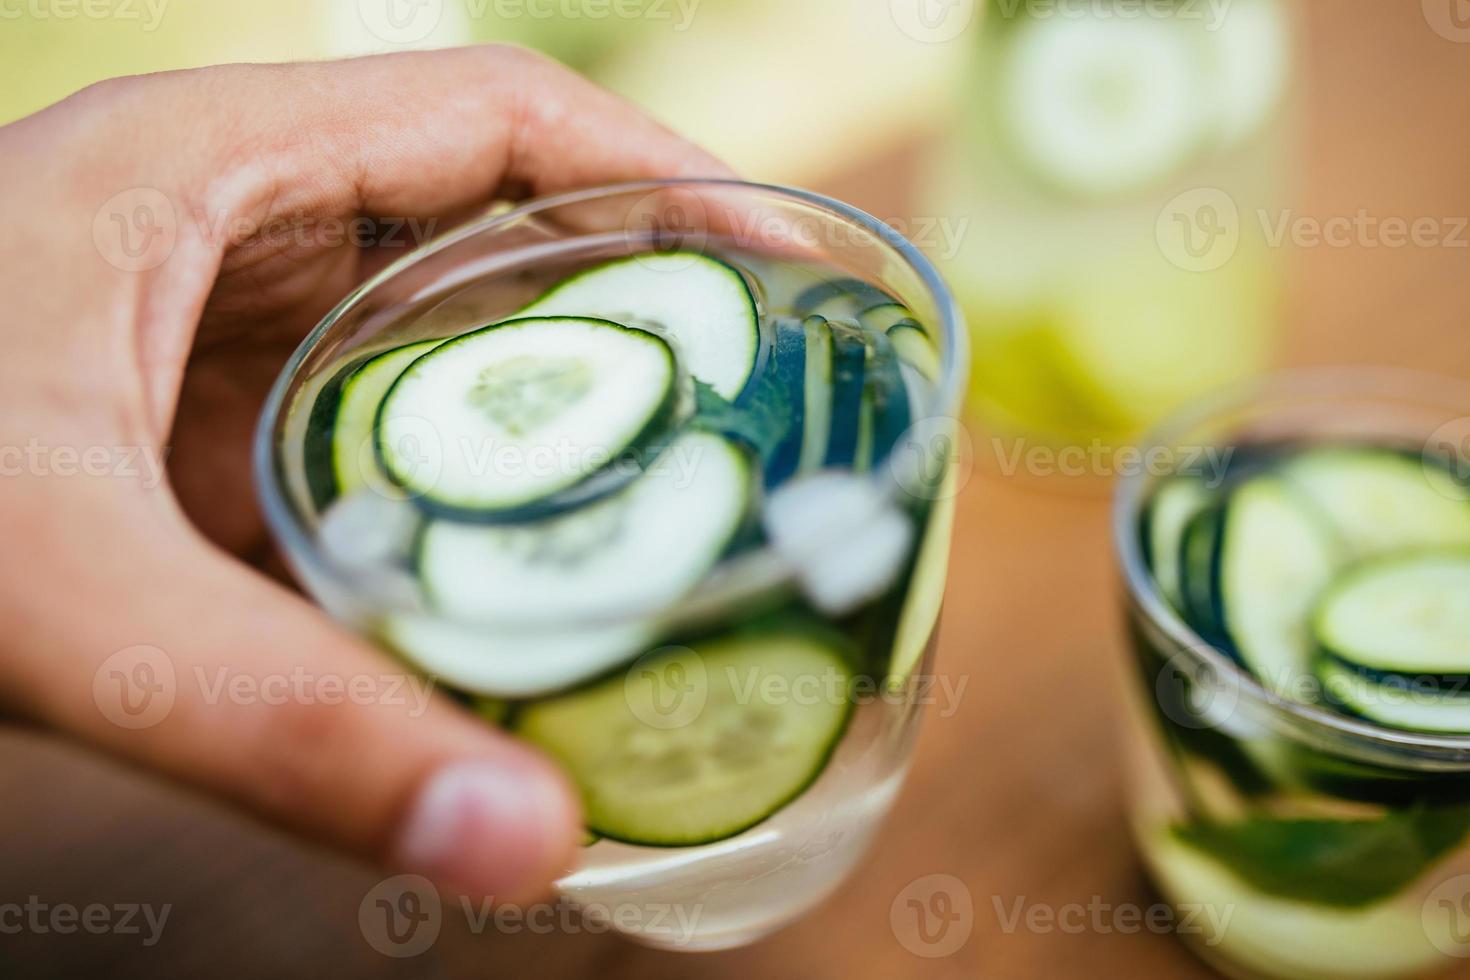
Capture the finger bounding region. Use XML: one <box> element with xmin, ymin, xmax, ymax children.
<box><xmin>2</xmin><ymin>489</ymin><xmax>580</xmax><ymax>903</ymax></box>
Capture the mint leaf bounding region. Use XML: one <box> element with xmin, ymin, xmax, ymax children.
<box><xmin>1174</xmin><ymin>806</ymin><xmax>1470</xmax><ymax>908</ymax></box>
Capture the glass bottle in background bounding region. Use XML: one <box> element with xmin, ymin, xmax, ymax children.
<box><xmin>927</xmin><ymin>0</ymin><xmax>1293</xmax><ymax>464</ymax></box>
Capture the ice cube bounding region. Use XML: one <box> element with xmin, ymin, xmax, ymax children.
<box><xmin>763</xmin><ymin>472</ymin><xmax>916</xmax><ymax>616</ymax></box>
<box><xmin>317</xmin><ymin>491</ymin><xmax>421</xmax><ymax>571</ymax></box>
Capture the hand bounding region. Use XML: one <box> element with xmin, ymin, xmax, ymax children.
<box><xmin>0</xmin><ymin>46</ymin><xmax>730</xmax><ymax>902</ymax></box>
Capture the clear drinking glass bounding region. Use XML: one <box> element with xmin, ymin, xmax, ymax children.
<box><xmin>1114</xmin><ymin>368</ymin><xmax>1470</xmax><ymax>980</ymax></box>
<box><xmin>254</xmin><ymin>180</ymin><xmax>968</xmax><ymax>950</ymax></box>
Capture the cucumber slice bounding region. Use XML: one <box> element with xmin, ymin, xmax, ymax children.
<box><xmin>1314</xmin><ymin>551</ymin><xmax>1470</xmax><ymax>678</ymax></box>
<box><xmin>996</xmin><ymin>13</ymin><xmax>1206</xmax><ymax>199</ymax></box>
<box><xmin>417</xmin><ymin>431</ymin><xmax>751</xmax><ymax>624</ymax></box>
<box><xmin>1144</xmin><ymin>476</ymin><xmax>1215</xmax><ymax>616</ymax></box>
<box><xmin>304</xmin><ymin>340</ymin><xmax>442</xmax><ymax>508</ymax></box>
<box><xmin>763</xmin><ymin>318</ymin><xmax>808</xmax><ymax>486</ymax></box>
<box><xmin>855</xmin><ymin>324</ymin><xmax>912</xmax><ymax>473</ymax></box>
<box><xmin>796</xmin><ymin>316</ymin><xmax>835</xmax><ymax>475</ymax></box>
<box><xmin>520</xmin><ymin>253</ymin><xmax>759</xmax><ymax>400</ymax></box>
<box><xmin>382</xmin><ymin>614</ymin><xmax>651</xmax><ymax>700</ymax></box>
<box><xmin>857</xmin><ymin>302</ymin><xmax>915</xmax><ymax>335</ymax></box>
<box><xmin>887</xmin><ymin>322</ymin><xmax>940</xmax><ymax>383</ymax></box>
<box><xmin>794</xmin><ymin>278</ymin><xmax>895</xmax><ymax>321</ymax></box>
<box><xmin>1315</xmin><ymin>656</ymin><xmax>1470</xmax><ymax>735</ymax></box>
<box><xmin>1176</xmin><ymin>503</ymin><xmax>1228</xmax><ymax>648</ymax></box>
<box><xmin>515</xmin><ymin>630</ymin><xmax>854</xmax><ymax>847</ymax></box>
<box><xmin>824</xmin><ymin>321</ymin><xmax>869</xmax><ymax>468</ymax></box>
<box><xmin>376</xmin><ymin>317</ymin><xmax>678</xmax><ymax>519</ymax></box>
<box><xmin>1281</xmin><ymin>448</ymin><xmax>1470</xmax><ymax>559</ymax></box>
<box><xmin>1219</xmin><ymin>478</ymin><xmax>1341</xmax><ymax>696</ymax></box>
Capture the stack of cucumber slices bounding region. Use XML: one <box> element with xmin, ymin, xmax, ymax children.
<box><xmin>1145</xmin><ymin>445</ymin><xmax>1470</xmax><ymax>733</ymax></box>
<box><xmin>296</xmin><ymin>253</ymin><xmax>939</xmax><ymax>846</ymax></box>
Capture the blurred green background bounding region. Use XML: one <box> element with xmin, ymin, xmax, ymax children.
<box><xmin>1</xmin><ymin>0</ymin><xmax>1293</xmax><ymax>454</ymax></box>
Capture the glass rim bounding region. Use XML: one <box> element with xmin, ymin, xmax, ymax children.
<box><xmin>1113</xmin><ymin>365</ymin><xmax>1470</xmax><ymax>761</ymax></box>
<box><xmin>253</xmin><ymin>178</ymin><xmax>969</xmax><ymax>631</ymax></box>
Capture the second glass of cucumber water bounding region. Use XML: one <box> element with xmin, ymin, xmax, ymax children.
<box><xmin>255</xmin><ymin>180</ymin><xmax>968</xmax><ymax>949</ymax></box>
<box><xmin>1116</xmin><ymin>369</ymin><xmax>1470</xmax><ymax>980</ymax></box>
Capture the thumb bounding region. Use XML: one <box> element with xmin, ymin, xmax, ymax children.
<box><xmin>5</xmin><ymin>507</ymin><xmax>580</xmax><ymax>904</ymax></box>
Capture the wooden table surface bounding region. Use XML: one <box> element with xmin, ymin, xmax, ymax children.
<box><xmin>4</xmin><ymin>3</ymin><xmax>1470</xmax><ymax>978</ymax></box>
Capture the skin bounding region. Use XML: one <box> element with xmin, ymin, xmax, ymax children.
<box><xmin>0</xmin><ymin>46</ymin><xmax>732</xmax><ymax>904</ymax></box>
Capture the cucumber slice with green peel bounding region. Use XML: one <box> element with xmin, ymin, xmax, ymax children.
<box><xmin>995</xmin><ymin>13</ymin><xmax>1207</xmax><ymax>199</ymax></box>
<box><xmin>382</xmin><ymin>613</ymin><xmax>651</xmax><ymax>699</ymax></box>
<box><xmin>304</xmin><ymin>340</ymin><xmax>442</xmax><ymax>509</ymax></box>
<box><xmin>762</xmin><ymin>318</ymin><xmax>808</xmax><ymax>486</ymax></box>
<box><xmin>1176</xmin><ymin>503</ymin><xmax>1229</xmax><ymax>649</ymax></box>
<box><xmin>515</xmin><ymin>630</ymin><xmax>855</xmax><ymax>847</ymax></box>
<box><xmin>851</xmin><ymin>325</ymin><xmax>912</xmax><ymax>473</ymax></box>
<box><xmin>857</xmin><ymin>302</ymin><xmax>916</xmax><ymax>335</ymax></box>
<box><xmin>1314</xmin><ymin>551</ymin><xmax>1470</xmax><ymax>679</ymax></box>
<box><xmin>417</xmin><ymin>431</ymin><xmax>751</xmax><ymax>624</ymax></box>
<box><xmin>888</xmin><ymin>489</ymin><xmax>955</xmax><ymax>690</ymax></box>
<box><xmin>796</xmin><ymin>316</ymin><xmax>835</xmax><ymax>476</ymax></box>
<box><xmin>794</xmin><ymin>278</ymin><xmax>896</xmax><ymax>321</ymax></box>
<box><xmin>376</xmin><ymin>317</ymin><xmax>678</xmax><ymax>519</ymax></box>
<box><xmin>1315</xmin><ymin>656</ymin><xmax>1470</xmax><ymax>735</ymax></box>
<box><xmin>1218</xmin><ymin>478</ymin><xmax>1342</xmax><ymax>697</ymax></box>
<box><xmin>824</xmin><ymin>321</ymin><xmax>869</xmax><ymax>469</ymax></box>
<box><xmin>1144</xmin><ymin>476</ymin><xmax>1216</xmax><ymax>616</ymax></box>
<box><xmin>887</xmin><ymin>322</ymin><xmax>940</xmax><ymax>383</ymax></box>
<box><xmin>1280</xmin><ymin>448</ymin><xmax>1470</xmax><ymax>560</ymax></box>
<box><xmin>519</xmin><ymin>252</ymin><xmax>759</xmax><ymax>400</ymax></box>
